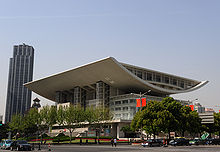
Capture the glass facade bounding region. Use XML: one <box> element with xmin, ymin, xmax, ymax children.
<box><xmin>122</xmin><ymin>64</ymin><xmax>198</xmax><ymax>90</ymax></box>
<box><xmin>5</xmin><ymin>44</ymin><xmax>34</xmax><ymax>123</ymax></box>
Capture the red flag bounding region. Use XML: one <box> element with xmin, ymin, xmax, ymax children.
<box><xmin>136</xmin><ymin>98</ymin><xmax>141</xmax><ymax>107</ymax></box>
<box><xmin>142</xmin><ymin>98</ymin><xmax>147</xmax><ymax>107</ymax></box>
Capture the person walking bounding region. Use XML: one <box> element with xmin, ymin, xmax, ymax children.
<box><xmin>114</xmin><ymin>138</ymin><xmax>117</xmax><ymax>147</ymax></box>
<box><xmin>111</xmin><ymin>138</ymin><xmax>114</xmax><ymax>147</ymax></box>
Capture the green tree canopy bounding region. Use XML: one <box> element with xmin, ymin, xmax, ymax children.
<box><xmin>131</xmin><ymin>97</ymin><xmax>202</xmax><ymax>139</ymax></box>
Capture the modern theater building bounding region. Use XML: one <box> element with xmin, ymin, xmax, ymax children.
<box><xmin>24</xmin><ymin>57</ymin><xmax>208</xmax><ymax>138</ymax></box>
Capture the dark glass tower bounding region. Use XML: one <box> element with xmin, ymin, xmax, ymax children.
<box><xmin>5</xmin><ymin>44</ymin><xmax>34</xmax><ymax>123</ymax></box>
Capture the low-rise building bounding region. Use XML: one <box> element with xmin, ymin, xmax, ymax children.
<box><xmin>24</xmin><ymin>57</ymin><xmax>208</xmax><ymax>138</ymax></box>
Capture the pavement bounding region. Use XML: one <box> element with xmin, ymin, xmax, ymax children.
<box><xmin>51</xmin><ymin>144</ymin><xmax>220</xmax><ymax>152</ymax></box>
<box><xmin>1</xmin><ymin>144</ymin><xmax>220</xmax><ymax>152</ymax></box>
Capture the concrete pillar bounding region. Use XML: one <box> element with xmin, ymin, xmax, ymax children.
<box><xmin>117</xmin><ymin>124</ymin><xmax>120</xmax><ymax>139</ymax></box>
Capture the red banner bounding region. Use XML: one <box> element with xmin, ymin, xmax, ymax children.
<box><xmin>136</xmin><ymin>98</ymin><xmax>141</xmax><ymax>107</ymax></box>
<box><xmin>186</xmin><ymin>105</ymin><xmax>194</xmax><ymax>111</ymax></box>
<box><xmin>189</xmin><ymin>105</ymin><xmax>194</xmax><ymax>111</ymax></box>
<box><xmin>142</xmin><ymin>98</ymin><xmax>147</xmax><ymax>107</ymax></box>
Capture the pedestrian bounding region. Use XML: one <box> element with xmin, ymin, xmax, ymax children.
<box><xmin>80</xmin><ymin>138</ymin><xmax>82</xmax><ymax>145</ymax></box>
<box><xmin>114</xmin><ymin>138</ymin><xmax>117</xmax><ymax>147</ymax></box>
<box><xmin>111</xmin><ymin>138</ymin><xmax>114</xmax><ymax>147</ymax></box>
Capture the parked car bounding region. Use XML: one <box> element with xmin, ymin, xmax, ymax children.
<box><xmin>189</xmin><ymin>138</ymin><xmax>200</xmax><ymax>145</ymax></box>
<box><xmin>1</xmin><ymin>139</ymin><xmax>13</xmax><ymax>149</ymax></box>
<box><xmin>10</xmin><ymin>140</ymin><xmax>31</xmax><ymax>151</ymax></box>
<box><xmin>189</xmin><ymin>138</ymin><xmax>207</xmax><ymax>145</ymax></box>
<box><xmin>211</xmin><ymin>138</ymin><xmax>220</xmax><ymax>145</ymax></box>
<box><xmin>205</xmin><ymin>138</ymin><xmax>214</xmax><ymax>145</ymax></box>
<box><xmin>141</xmin><ymin>139</ymin><xmax>163</xmax><ymax>147</ymax></box>
<box><xmin>169</xmin><ymin>138</ymin><xmax>190</xmax><ymax>146</ymax></box>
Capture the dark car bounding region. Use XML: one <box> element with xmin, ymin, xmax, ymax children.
<box><xmin>189</xmin><ymin>138</ymin><xmax>207</xmax><ymax>145</ymax></box>
<box><xmin>10</xmin><ymin>140</ymin><xmax>31</xmax><ymax>151</ymax></box>
<box><xmin>211</xmin><ymin>138</ymin><xmax>220</xmax><ymax>145</ymax></box>
<box><xmin>169</xmin><ymin>138</ymin><xmax>190</xmax><ymax>146</ymax></box>
<box><xmin>142</xmin><ymin>139</ymin><xmax>163</xmax><ymax>147</ymax></box>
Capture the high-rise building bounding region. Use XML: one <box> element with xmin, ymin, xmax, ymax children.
<box><xmin>5</xmin><ymin>43</ymin><xmax>34</xmax><ymax>123</ymax></box>
<box><xmin>0</xmin><ymin>115</ymin><xmax>3</xmax><ymax>123</ymax></box>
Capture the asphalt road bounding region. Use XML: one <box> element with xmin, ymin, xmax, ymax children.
<box><xmin>51</xmin><ymin>145</ymin><xmax>220</xmax><ymax>152</ymax></box>
<box><xmin>2</xmin><ymin>145</ymin><xmax>220</xmax><ymax>152</ymax></box>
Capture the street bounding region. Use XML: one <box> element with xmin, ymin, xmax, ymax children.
<box><xmin>2</xmin><ymin>144</ymin><xmax>220</xmax><ymax>152</ymax></box>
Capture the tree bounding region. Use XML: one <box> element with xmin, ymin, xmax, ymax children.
<box><xmin>37</xmin><ymin>105</ymin><xmax>57</xmax><ymax>138</ymax></box>
<box><xmin>131</xmin><ymin>97</ymin><xmax>202</xmax><ymax>139</ymax></box>
<box><xmin>0</xmin><ymin>123</ymin><xmax>9</xmax><ymax>140</ymax></box>
<box><xmin>131</xmin><ymin>100</ymin><xmax>163</xmax><ymax>139</ymax></box>
<box><xmin>187</xmin><ymin>111</ymin><xmax>201</xmax><ymax>137</ymax></box>
<box><xmin>65</xmin><ymin>104</ymin><xmax>86</xmax><ymax>143</ymax></box>
<box><xmin>178</xmin><ymin>106</ymin><xmax>192</xmax><ymax>137</ymax></box>
<box><xmin>91</xmin><ymin>106</ymin><xmax>113</xmax><ymax>139</ymax></box>
<box><xmin>84</xmin><ymin>106</ymin><xmax>96</xmax><ymax>124</ymax></box>
<box><xmin>8</xmin><ymin>114</ymin><xmax>24</xmax><ymax>139</ymax></box>
<box><xmin>40</xmin><ymin>105</ymin><xmax>57</xmax><ymax>134</ymax></box>
<box><xmin>130</xmin><ymin>110</ymin><xmax>142</xmax><ymax>132</ymax></box>
<box><xmin>214</xmin><ymin>112</ymin><xmax>220</xmax><ymax>137</ymax></box>
<box><xmin>57</xmin><ymin>106</ymin><xmax>66</xmax><ymax>127</ymax></box>
<box><xmin>22</xmin><ymin>108</ymin><xmax>39</xmax><ymax>137</ymax></box>
<box><xmin>120</xmin><ymin>125</ymin><xmax>135</xmax><ymax>138</ymax></box>
<box><xmin>141</xmin><ymin>101</ymin><xmax>163</xmax><ymax>139</ymax></box>
<box><xmin>160</xmin><ymin>97</ymin><xmax>182</xmax><ymax>139</ymax></box>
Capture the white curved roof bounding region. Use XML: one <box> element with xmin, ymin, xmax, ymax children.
<box><xmin>24</xmin><ymin>57</ymin><xmax>208</xmax><ymax>101</ymax></box>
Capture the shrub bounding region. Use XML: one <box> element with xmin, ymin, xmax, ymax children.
<box><xmin>53</xmin><ymin>135</ymin><xmax>72</xmax><ymax>142</ymax></box>
<box><xmin>56</xmin><ymin>133</ymin><xmax>66</xmax><ymax>137</ymax></box>
<box><xmin>77</xmin><ymin>136</ymin><xmax>112</xmax><ymax>139</ymax></box>
<box><xmin>40</xmin><ymin>133</ymin><xmax>49</xmax><ymax>138</ymax></box>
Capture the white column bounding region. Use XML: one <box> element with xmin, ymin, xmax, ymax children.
<box><xmin>117</xmin><ymin>124</ymin><xmax>120</xmax><ymax>139</ymax></box>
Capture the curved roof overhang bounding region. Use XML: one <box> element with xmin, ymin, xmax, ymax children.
<box><xmin>24</xmin><ymin>57</ymin><xmax>208</xmax><ymax>102</ymax></box>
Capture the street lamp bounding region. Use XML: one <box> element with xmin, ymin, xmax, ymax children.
<box><xmin>135</xmin><ymin>90</ymin><xmax>151</xmax><ymax>110</ymax></box>
<box><xmin>141</xmin><ymin>89</ymin><xmax>152</xmax><ymax>96</ymax></box>
<box><xmin>132</xmin><ymin>90</ymin><xmax>151</xmax><ymax>140</ymax></box>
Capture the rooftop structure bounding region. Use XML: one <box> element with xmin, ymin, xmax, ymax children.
<box><xmin>25</xmin><ymin>57</ymin><xmax>208</xmax><ymax>120</ymax></box>
<box><xmin>25</xmin><ymin>57</ymin><xmax>208</xmax><ymax>100</ymax></box>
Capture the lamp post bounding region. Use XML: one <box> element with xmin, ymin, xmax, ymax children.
<box><xmin>132</xmin><ymin>90</ymin><xmax>151</xmax><ymax>140</ymax></box>
<box><xmin>130</xmin><ymin>90</ymin><xmax>152</xmax><ymax>112</ymax></box>
<box><xmin>140</xmin><ymin>90</ymin><xmax>151</xmax><ymax>108</ymax></box>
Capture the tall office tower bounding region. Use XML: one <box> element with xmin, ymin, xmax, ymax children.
<box><xmin>5</xmin><ymin>43</ymin><xmax>34</xmax><ymax>123</ymax></box>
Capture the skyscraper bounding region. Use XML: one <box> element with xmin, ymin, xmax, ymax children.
<box><xmin>5</xmin><ymin>43</ymin><xmax>34</xmax><ymax>123</ymax></box>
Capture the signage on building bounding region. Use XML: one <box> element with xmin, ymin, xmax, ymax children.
<box><xmin>88</xmin><ymin>128</ymin><xmax>96</xmax><ymax>137</ymax></box>
<box><xmin>170</xmin><ymin>132</ymin><xmax>175</xmax><ymax>137</ymax></box>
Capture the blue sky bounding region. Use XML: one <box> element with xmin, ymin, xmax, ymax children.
<box><xmin>0</xmin><ymin>0</ymin><xmax>220</xmax><ymax>116</ymax></box>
